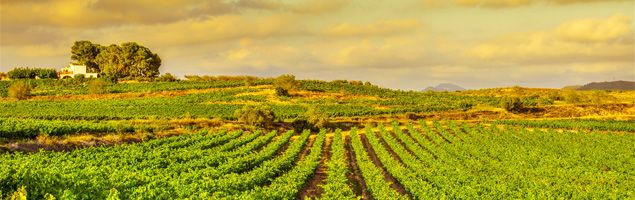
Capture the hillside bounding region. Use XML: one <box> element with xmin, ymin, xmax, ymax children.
<box><xmin>577</xmin><ymin>80</ymin><xmax>635</xmax><ymax>90</ymax></box>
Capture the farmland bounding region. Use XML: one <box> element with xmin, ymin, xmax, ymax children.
<box><xmin>0</xmin><ymin>79</ymin><xmax>634</xmax><ymax>199</ymax></box>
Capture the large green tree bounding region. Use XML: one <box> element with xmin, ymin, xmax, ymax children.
<box><xmin>71</xmin><ymin>41</ymin><xmax>102</xmax><ymax>73</ymax></box>
<box><xmin>91</xmin><ymin>42</ymin><xmax>161</xmax><ymax>78</ymax></box>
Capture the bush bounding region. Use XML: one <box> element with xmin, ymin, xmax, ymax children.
<box><xmin>234</xmin><ymin>105</ymin><xmax>275</xmax><ymax>127</ymax></box>
<box><xmin>8</xmin><ymin>81</ymin><xmax>31</xmax><ymax>100</ymax></box>
<box><xmin>404</xmin><ymin>112</ymin><xmax>417</xmax><ymax>120</ymax></box>
<box><xmin>501</xmin><ymin>97</ymin><xmax>524</xmax><ymax>113</ymax></box>
<box><xmin>74</xmin><ymin>74</ymin><xmax>86</xmax><ymax>81</ymax></box>
<box><xmin>8</xmin><ymin>67</ymin><xmax>36</xmax><ymax>79</ymax></box>
<box><xmin>305</xmin><ymin>106</ymin><xmax>328</xmax><ymax>129</ymax></box>
<box><xmin>7</xmin><ymin>67</ymin><xmax>57</xmax><ymax>79</ymax></box>
<box><xmin>292</xmin><ymin>118</ymin><xmax>312</xmax><ymax>132</ymax></box>
<box><xmin>458</xmin><ymin>101</ymin><xmax>474</xmax><ymax>111</ymax></box>
<box><xmin>0</xmin><ymin>72</ymin><xmax>7</xmax><ymax>80</ymax></box>
<box><xmin>35</xmin><ymin>68</ymin><xmax>58</xmax><ymax>79</ymax></box>
<box><xmin>275</xmin><ymin>87</ymin><xmax>290</xmax><ymax>97</ymax></box>
<box><xmin>244</xmin><ymin>76</ymin><xmax>256</xmax><ymax>86</ymax></box>
<box><xmin>158</xmin><ymin>73</ymin><xmax>177</xmax><ymax>82</ymax></box>
<box><xmin>274</xmin><ymin>74</ymin><xmax>299</xmax><ymax>91</ymax></box>
<box><xmin>88</xmin><ymin>78</ymin><xmax>109</xmax><ymax>94</ymax></box>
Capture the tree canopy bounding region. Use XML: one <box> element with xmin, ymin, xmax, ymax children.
<box><xmin>71</xmin><ymin>41</ymin><xmax>161</xmax><ymax>78</ymax></box>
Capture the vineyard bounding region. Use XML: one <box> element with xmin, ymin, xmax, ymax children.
<box><xmin>2</xmin><ymin>120</ymin><xmax>633</xmax><ymax>199</ymax></box>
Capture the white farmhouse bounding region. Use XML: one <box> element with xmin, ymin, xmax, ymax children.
<box><xmin>59</xmin><ymin>63</ymin><xmax>98</xmax><ymax>79</ymax></box>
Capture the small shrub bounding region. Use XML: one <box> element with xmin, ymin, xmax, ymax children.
<box><xmin>243</xmin><ymin>76</ymin><xmax>255</xmax><ymax>86</ymax></box>
<box><xmin>8</xmin><ymin>81</ymin><xmax>31</xmax><ymax>100</ymax></box>
<box><xmin>234</xmin><ymin>105</ymin><xmax>276</xmax><ymax>127</ymax></box>
<box><xmin>458</xmin><ymin>102</ymin><xmax>474</xmax><ymax>111</ymax></box>
<box><xmin>88</xmin><ymin>78</ymin><xmax>108</xmax><ymax>94</ymax></box>
<box><xmin>404</xmin><ymin>112</ymin><xmax>417</xmax><ymax>120</ymax></box>
<box><xmin>292</xmin><ymin>118</ymin><xmax>312</xmax><ymax>132</ymax></box>
<box><xmin>274</xmin><ymin>74</ymin><xmax>299</xmax><ymax>91</ymax></box>
<box><xmin>275</xmin><ymin>87</ymin><xmax>290</xmax><ymax>97</ymax></box>
<box><xmin>158</xmin><ymin>73</ymin><xmax>177</xmax><ymax>82</ymax></box>
<box><xmin>74</xmin><ymin>74</ymin><xmax>86</xmax><ymax>82</ymax></box>
<box><xmin>305</xmin><ymin>106</ymin><xmax>329</xmax><ymax>129</ymax></box>
<box><xmin>501</xmin><ymin>97</ymin><xmax>524</xmax><ymax>113</ymax></box>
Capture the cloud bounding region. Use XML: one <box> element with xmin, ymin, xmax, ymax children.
<box><xmin>467</xmin><ymin>13</ymin><xmax>634</xmax><ymax>64</ymax></box>
<box><xmin>0</xmin><ymin>0</ymin><xmax>235</xmax><ymax>28</ymax></box>
<box><xmin>235</xmin><ymin>0</ymin><xmax>349</xmax><ymax>14</ymax></box>
<box><xmin>421</xmin><ymin>0</ymin><xmax>630</xmax><ymax>8</ymax></box>
<box><xmin>94</xmin><ymin>14</ymin><xmax>308</xmax><ymax>46</ymax></box>
<box><xmin>322</xmin><ymin>19</ymin><xmax>423</xmax><ymax>37</ymax></box>
<box><xmin>556</xmin><ymin>13</ymin><xmax>633</xmax><ymax>43</ymax></box>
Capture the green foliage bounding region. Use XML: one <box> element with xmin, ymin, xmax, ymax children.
<box><xmin>320</xmin><ymin>129</ymin><xmax>357</xmax><ymax>199</ymax></box>
<box><xmin>71</xmin><ymin>41</ymin><xmax>102</xmax><ymax>73</ymax></box>
<box><xmin>0</xmin><ymin>72</ymin><xmax>7</xmax><ymax>80</ymax></box>
<box><xmin>157</xmin><ymin>73</ymin><xmax>177</xmax><ymax>82</ymax></box>
<box><xmin>501</xmin><ymin>97</ymin><xmax>524</xmax><ymax>112</ymax></box>
<box><xmin>243</xmin><ymin>76</ymin><xmax>255</xmax><ymax>86</ymax></box>
<box><xmin>0</xmin><ymin>118</ymin><xmax>135</xmax><ymax>139</ymax></box>
<box><xmin>88</xmin><ymin>78</ymin><xmax>109</xmax><ymax>94</ymax></box>
<box><xmin>1</xmin><ymin>122</ymin><xmax>634</xmax><ymax>199</ymax></box>
<box><xmin>497</xmin><ymin>119</ymin><xmax>635</xmax><ymax>132</ymax></box>
<box><xmin>275</xmin><ymin>87</ymin><xmax>289</xmax><ymax>97</ymax></box>
<box><xmin>93</xmin><ymin>42</ymin><xmax>161</xmax><ymax>78</ymax></box>
<box><xmin>8</xmin><ymin>81</ymin><xmax>31</xmax><ymax>100</ymax></box>
<box><xmin>9</xmin><ymin>186</ymin><xmax>27</xmax><ymax>200</ymax></box>
<box><xmin>73</xmin><ymin>74</ymin><xmax>85</xmax><ymax>81</ymax></box>
<box><xmin>305</xmin><ymin>106</ymin><xmax>328</xmax><ymax>129</ymax></box>
<box><xmin>106</xmin><ymin>188</ymin><xmax>120</xmax><ymax>200</ymax></box>
<box><xmin>458</xmin><ymin>101</ymin><xmax>474</xmax><ymax>111</ymax></box>
<box><xmin>7</xmin><ymin>68</ymin><xmax>57</xmax><ymax>79</ymax></box>
<box><xmin>234</xmin><ymin>105</ymin><xmax>275</xmax><ymax>127</ymax></box>
<box><xmin>274</xmin><ymin>74</ymin><xmax>299</xmax><ymax>92</ymax></box>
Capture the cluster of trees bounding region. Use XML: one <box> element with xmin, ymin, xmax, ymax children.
<box><xmin>7</xmin><ymin>68</ymin><xmax>57</xmax><ymax>79</ymax></box>
<box><xmin>71</xmin><ymin>41</ymin><xmax>161</xmax><ymax>78</ymax></box>
<box><xmin>234</xmin><ymin>104</ymin><xmax>329</xmax><ymax>130</ymax></box>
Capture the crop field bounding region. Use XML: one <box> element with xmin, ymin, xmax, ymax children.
<box><xmin>1</xmin><ymin>120</ymin><xmax>633</xmax><ymax>199</ymax></box>
<box><xmin>0</xmin><ymin>79</ymin><xmax>634</xmax><ymax>199</ymax></box>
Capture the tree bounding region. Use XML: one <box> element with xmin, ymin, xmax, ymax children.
<box><xmin>120</xmin><ymin>42</ymin><xmax>161</xmax><ymax>78</ymax></box>
<box><xmin>234</xmin><ymin>105</ymin><xmax>276</xmax><ymax>127</ymax></box>
<box><xmin>71</xmin><ymin>41</ymin><xmax>102</xmax><ymax>73</ymax></box>
<box><xmin>274</xmin><ymin>74</ymin><xmax>299</xmax><ymax>91</ymax></box>
<box><xmin>8</xmin><ymin>81</ymin><xmax>31</xmax><ymax>100</ymax></box>
<box><xmin>274</xmin><ymin>74</ymin><xmax>299</xmax><ymax>97</ymax></box>
<box><xmin>96</xmin><ymin>44</ymin><xmax>126</xmax><ymax>78</ymax></box>
<box><xmin>90</xmin><ymin>42</ymin><xmax>161</xmax><ymax>78</ymax></box>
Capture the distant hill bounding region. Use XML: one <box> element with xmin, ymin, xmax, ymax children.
<box><xmin>562</xmin><ymin>85</ymin><xmax>582</xmax><ymax>90</ymax></box>
<box><xmin>577</xmin><ymin>80</ymin><xmax>635</xmax><ymax>90</ymax></box>
<box><xmin>424</xmin><ymin>83</ymin><xmax>465</xmax><ymax>92</ymax></box>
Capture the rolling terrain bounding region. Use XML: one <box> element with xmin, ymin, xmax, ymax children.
<box><xmin>1</xmin><ymin>78</ymin><xmax>634</xmax><ymax>199</ymax></box>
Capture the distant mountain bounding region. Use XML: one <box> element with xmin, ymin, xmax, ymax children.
<box><xmin>424</xmin><ymin>83</ymin><xmax>465</xmax><ymax>92</ymax></box>
<box><xmin>562</xmin><ymin>85</ymin><xmax>582</xmax><ymax>90</ymax></box>
<box><xmin>577</xmin><ymin>80</ymin><xmax>635</xmax><ymax>90</ymax></box>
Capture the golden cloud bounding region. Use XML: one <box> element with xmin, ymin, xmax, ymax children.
<box><xmin>322</xmin><ymin>19</ymin><xmax>423</xmax><ymax>37</ymax></box>
<box><xmin>96</xmin><ymin>14</ymin><xmax>307</xmax><ymax>46</ymax></box>
<box><xmin>556</xmin><ymin>13</ymin><xmax>633</xmax><ymax>43</ymax></box>
<box><xmin>422</xmin><ymin>0</ymin><xmax>629</xmax><ymax>8</ymax></box>
<box><xmin>468</xmin><ymin>13</ymin><xmax>634</xmax><ymax>64</ymax></box>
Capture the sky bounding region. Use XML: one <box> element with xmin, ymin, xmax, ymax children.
<box><xmin>1</xmin><ymin>0</ymin><xmax>634</xmax><ymax>90</ymax></box>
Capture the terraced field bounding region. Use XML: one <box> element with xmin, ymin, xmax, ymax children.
<box><xmin>2</xmin><ymin>120</ymin><xmax>633</xmax><ymax>199</ymax></box>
